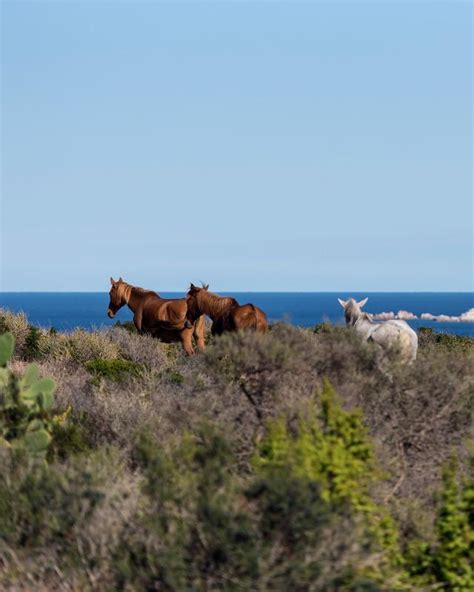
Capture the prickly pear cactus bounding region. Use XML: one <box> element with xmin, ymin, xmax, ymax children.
<box><xmin>0</xmin><ymin>333</ymin><xmax>14</xmax><ymax>367</ymax></box>
<box><xmin>0</xmin><ymin>332</ymin><xmax>57</xmax><ymax>455</ymax></box>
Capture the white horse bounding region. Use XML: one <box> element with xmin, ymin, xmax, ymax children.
<box><xmin>338</xmin><ymin>297</ymin><xmax>418</xmax><ymax>364</ymax></box>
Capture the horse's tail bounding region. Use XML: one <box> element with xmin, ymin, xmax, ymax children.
<box><xmin>246</xmin><ymin>304</ymin><xmax>269</xmax><ymax>333</ymax></box>
<box><xmin>254</xmin><ymin>305</ymin><xmax>268</xmax><ymax>333</ymax></box>
<box><xmin>234</xmin><ymin>304</ymin><xmax>268</xmax><ymax>333</ymax></box>
<box><xmin>248</xmin><ymin>304</ymin><xmax>258</xmax><ymax>330</ymax></box>
<box><xmin>398</xmin><ymin>328</ymin><xmax>417</xmax><ymax>364</ymax></box>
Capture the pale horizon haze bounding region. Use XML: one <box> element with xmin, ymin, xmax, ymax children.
<box><xmin>1</xmin><ymin>1</ymin><xmax>472</xmax><ymax>292</ymax></box>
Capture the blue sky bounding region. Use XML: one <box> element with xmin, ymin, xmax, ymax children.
<box><xmin>1</xmin><ymin>1</ymin><xmax>472</xmax><ymax>292</ymax></box>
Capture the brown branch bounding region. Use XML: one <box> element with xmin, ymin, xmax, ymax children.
<box><xmin>238</xmin><ymin>377</ymin><xmax>263</xmax><ymax>423</ymax></box>
<box><xmin>383</xmin><ymin>441</ymin><xmax>407</xmax><ymax>503</ymax></box>
<box><xmin>414</xmin><ymin>391</ymin><xmax>461</xmax><ymax>444</ymax></box>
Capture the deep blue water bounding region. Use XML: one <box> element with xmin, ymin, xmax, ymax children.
<box><xmin>1</xmin><ymin>292</ymin><xmax>473</xmax><ymax>336</ymax></box>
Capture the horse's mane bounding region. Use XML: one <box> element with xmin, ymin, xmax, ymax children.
<box><xmin>196</xmin><ymin>290</ymin><xmax>239</xmax><ymax>318</ymax></box>
<box><xmin>134</xmin><ymin>286</ymin><xmax>158</xmax><ymax>296</ymax></box>
<box><xmin>118</xmin><ymin>282</ymin><xmax>159</xmax><ymax>299</ymax></box>
<box><xmin>360</xmin><ymin>312</ymin><xmax>375</xmax><ymax>324</ymax></box>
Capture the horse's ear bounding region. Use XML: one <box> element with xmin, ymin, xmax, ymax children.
<box><xmin>190</xmin><ymin>282</ymin><xmax>196</xmax><ymax>290</ymax></box>
<box><xmin>110</xmin><ymin>277</ymin><xmax>115</xmax><ymax>285</ymax></box>
<box><xmin>203</xmin><ymin>283</ymin><xmax>209</xmax><ymax>290</ymax></box>
<box><xmin>119</xmin><ymin>276</ymin><xmax>123</xmax><ymax>282</ymax></box>
<box><xmin>338</xmin><ymin>298</ymin><xmax>347</xmax><ymax>308</ymax></box>
<box><xmin>358</xmin><ymin>297</ymin><xmax>368</xmax><ymax>308</ymax></box>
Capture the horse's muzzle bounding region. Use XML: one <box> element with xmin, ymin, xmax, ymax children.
<box><xmin>107</xmin><ymin>309</ymin><xmax>115</xmax><ymax>318</ymax></box>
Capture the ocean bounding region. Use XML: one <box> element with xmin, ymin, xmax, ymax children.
<box><xmin>0</xmin><ymin>292</ymin><xmax>473</xmax><ymax>336</ymax></box>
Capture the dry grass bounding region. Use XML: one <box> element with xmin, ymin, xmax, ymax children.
<box><xmin>0</xmin><ymin>309</ymin><xmax>30</xmax><ymax>357</ymax></box>
<box><xmin>0</xmin><ymin>309</ymin><xmax>472</xmax><ymax>590</ymax></box>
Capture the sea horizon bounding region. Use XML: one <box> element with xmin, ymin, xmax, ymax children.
<box><xmin>1</xmin><ymin>290</ymin><xmax>473</xmax><ymax>295</ymax></box>
<box><xmin>1</xmin><ymin>291</ymin><xmax>473</xmax><ymax>337</ymax></box>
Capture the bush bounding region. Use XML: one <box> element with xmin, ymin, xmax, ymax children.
<box><xmin>113</xmin><ymin>320</ymin><xmax>137</xmax><ymax>333</ymax></box>
<box><xmin>115</xmin><ymin>426</ymin><xmax>256</xmax><ymax>591</ymax></box>
<box><xmin>254</xmin><ymin>380</ymin><xmax>402</xmax><ymax>584</ymax></box>
<box><xmin>48</xmin><ymin>414</ymin><xmax>92</xmax><ymax>461</ymax></box>
<box><xmin>0</xmin><ymin>446</ymin><xmax>138</xmax><ymax>589</ymax></box>
<box><xmin>0</xmin><ymin>313</ymin><xmax>472</xmax><ymax>590</ymax></box>
<box><xmin>63</xmin><ymin>330</ymin><xmax>122</xmax><ymax>364</ymax></box>
<box><xmin>418</xmin><ymin>327</ymin><xmax>473</xmax><ymax>353</ymax></box>
<box><xmin>0</xmin><ymin>333</ymin><xmax>92</xmax><ymax>463</ymax></box>
<box><xmin>255</xmin><ymin>380</ymin><xmax>377</xmax><ymax>508</ymax></box>
<box><xmin>0</xmin><ymin>449</ymin><xmax>104</xmax><ymax>547</ymax></box>
<box><xmin>24</xmin><ymin>325</ymin><xmax>43</xmax><ymax>360</ymax></box>
<box><xmin>313</xmin><ymin>321</ymin><xmax>335</xmax><ymax>334</ymax></box>
<box><xmin>105</xmin><ymin>326</ymin><xmax>170</xmax><ymax>372</ymax></box>
<box><xmin>114</xmin><ymin>384</ymin><xmax>407</xmax><ymax>591</ymax></box>
<box><xmin>406</xmin><ymin>455</ymin><xmax>474</xmax><ymax>591</ymax></box>
<box><xmin>0</xmin><ymin>309</ymin><xmax>29</xmax><ymax>358</ymax></box>
<box><xmin>204</xmin><ymin>324</ymin><xmax>321</xmax><ymax>423</ymax></box>
<box><xmin>85</xmin><ymin>358</ymin><xmax>145</xmax><ymax>384</ymax></box>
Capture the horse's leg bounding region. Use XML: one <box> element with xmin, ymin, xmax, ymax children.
<box><xmin>194</xmin><ymin>315</ymin><xmax>206</xmax><ymax>351</ymax></box>
<box><xmin>133</xmin><ymin>311</ymin><xmax>143</xmax><ymax>334</ymax></box>
<box><xmin>256</xmin><ymin>312</ymin><xmax>268</xmax><ymax>333</ymax></box>
<box><xmin>228</xmin><ymin>309</ymin><xmax>240</xmax><ymax>332</ymax></box>
<box><xmin>180</xmin><ymin>327</ymin><xmax>195</xmax><ymax>356</ymax></box>
<box><xmin>211</xmin><ymin>318</ymin><xmax>223</xmax><ymax>336</ymax></box>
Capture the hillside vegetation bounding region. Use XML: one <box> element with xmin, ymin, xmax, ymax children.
<box><xmin>0</xmin><ymin>308</ymin><xmax>473</xmax><ymax>591</ymax></box>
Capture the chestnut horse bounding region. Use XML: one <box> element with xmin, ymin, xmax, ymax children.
<box><xmin>107</xmin><ymin>277</ymin><xmax>205</xmax><ymax>355</ymax></box>
<box><xmin>186</xmin><ymin>283</ymin><xmax>268</xmax><ymax>335</ymax></box>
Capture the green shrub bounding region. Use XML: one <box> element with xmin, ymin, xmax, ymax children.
<box><xmin>246</xmin><ymin>469</ymin><xmax>385</xmax><ymax>591</ymax></box>
<box><xmin>407</xmin><ymin>454</ymin><xmax>474</xmax><ymax>591</ymax></box>
<box><xmin>255</xmin><ymin>379</ymin><xmax>376</xmax><ymax>508</ymax></box>
<box><xmin>0</xmin><ymin>445</ymin><xmax>138</xmax><ymax>589</ymax></box>
<box><xmin>0</xmin><ymin>316</ymin><xmax>9</xmax><ymax>339</ymax></box>
<box><xmin>254</xmin><ymin>380</ymin><xmax>402</xmax><ymax>583</ymax></box>
<box><xmin>48</xmin><ymin>412</ymin><xmax>92</xmax><ymax>461</ymax></box>
<box><xmin>161</xmin><ymin>369</ymin><xmax>185</xmax><ymax>384</ymax></box>
<box><xmin>0</xmin><ymin>446</ymin><xmax>116</xmax><ymax>547</ymax></box>
<box><xmin>115</xmin><ymin>384</ymin><xmax>406</xmax><ymax>590</ymax></box>
<box><xmin>313</xmin><ymin>321</ymin><xmax>336</xmax><ymax>334</ymax></box>
<box><xmin>114</xmin><ymin>320</ymin><xmax>137</xmax><ymax>333</ymax></box>
<box><xmin>117</xmin><ymin>427</ymin><xmax>258</xmax><ymax>591</ymax></box>
<box><xmin>24</xmin><ymin>325</ymin><xmax>43</xmax><ymax>360</ymax></box>
<box><xmin>85</xmin><ymin>358</ymin><xmax>144</xmax><ymax>384</ymax></box>
<box><xmin>418</xmin><ymin>327</ymin><xmax>473</xmax><ymax>353</ymax></box>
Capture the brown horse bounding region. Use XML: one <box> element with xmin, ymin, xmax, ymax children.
<box><xmin>186</xmin><ymin>283</ymin><xmax>268</xmax><ymax>335</ymax></box>
<box><xmin>107</xmin><ymin>277</ymin><xmax>205</xmax><ymax>355</ymax></box>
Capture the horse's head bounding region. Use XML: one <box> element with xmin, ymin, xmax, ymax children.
<box><xmin>338</xmin><ymin>297</ymin><xmax>368</xmax><ymax>326</ymax></box>
<box><xmin>108</xmin><ymin>277</ymin><xmax>127</xmax><ymax>318</ymax></box>
<box><xmin>187</xmin><ymin>282</ymin><xmax>209</xmax><ymax>297</ymax></box>
<box><xmin>186</xmin><ymin>282</ymin><xmax>209</xmax><ymax>317</ymax></box>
